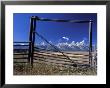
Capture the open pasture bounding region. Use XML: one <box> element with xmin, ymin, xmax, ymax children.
<box><xmin>14</xmin><ymin>51</ymin><xmax>97</xmax><ymax>75</ymax></box>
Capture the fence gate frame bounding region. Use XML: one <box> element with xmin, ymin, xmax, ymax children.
<box><xmin>28</xmin><ymin>16</ymin><xmax>93</xmax><ymax>67</ymax></box>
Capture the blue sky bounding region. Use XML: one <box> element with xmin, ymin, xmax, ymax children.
<box><xmin>13</xmin><ymin>13</ymin><xmax>97</xmax><ymax>46</ymax></box>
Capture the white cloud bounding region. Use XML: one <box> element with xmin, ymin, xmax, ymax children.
<box><xmin>62</xmin><ymin>37</ymin><xmax>69</xmax><ymax>41</ymax></box>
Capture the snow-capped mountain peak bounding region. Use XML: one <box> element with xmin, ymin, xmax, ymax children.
<box><xmin>37</xmin><ymin>39</ymin><xmax>95</xmax><ymax>51</ymax></box>
<box><xmin>55</xmin><ymin>39</ymin><xmax>88</xmax><ymax>51</ymax></box>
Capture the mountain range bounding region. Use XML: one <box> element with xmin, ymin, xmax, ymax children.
<box><xmin>14</xmin><ymin>40</ymin><xmax>96</xmax><ymax>52</ymax></box>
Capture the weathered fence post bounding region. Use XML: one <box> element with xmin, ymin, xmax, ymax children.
<box><xmin>31</xmin><ymin>16</ymin><xmax>37</xmax><ymax>67</ymax></box>
<box><xmin>28</xmin><ymin>16</ymin><xmax>39</xmax><ymax>67</ymax></box>
<box><xmin>28</xmin><ymin>16</ymin><xmax>34</xmax><ymax>66</ymax></box>
<box><xmin>89</xmin><ymin>20</ymin><xmax>93</xmax><ymax>67</ymax></box>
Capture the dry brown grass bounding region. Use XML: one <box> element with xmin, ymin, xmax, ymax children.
<box><xmin>13</xmin><ymin>51</ymin><xmax>97</xmax><ymax>75</ymax></box>
<box><xmin>14</xmin><ymin>62</ymin><xmax>97</xmax><ymax>75</ymax></box>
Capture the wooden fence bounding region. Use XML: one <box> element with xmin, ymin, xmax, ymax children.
<box><xmin>14</xmin><ymin>45</ymin><xmax>97</xmax><ymax>68</ymax></box>
<box><xmin>13</xmin><ymin>16</ymin><xmax>96</xmax><ymax>68</ymax></box>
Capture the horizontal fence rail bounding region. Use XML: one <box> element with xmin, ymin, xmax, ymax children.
<box><xmin>14</xmin><ymin>41</ymin><xmax>31</xmax><ymax>43</ymax></box>
<box><xmin>34</xmin><ymin>16</ymin><xmax>93</xmax><ymax>23</ymax></box>
<box><xmin>13</xmin><ymin>43</ymin><xmax>29</xmax><ymax>63</ymax></box>
<box><xmin>13</xmin><ymin>46</ymin><xmax>97</xmax><ymax>68</ymax></box>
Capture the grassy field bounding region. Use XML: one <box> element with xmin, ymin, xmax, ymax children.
<box><xmin>14</xmin><ymin>51</ymin><xmax>97</xmax><ymax>75</ymax></box>
<box><xmin>14</xmin><ymin>62</ymin><xmax>97</xmax><ymax>75</ymax></box>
